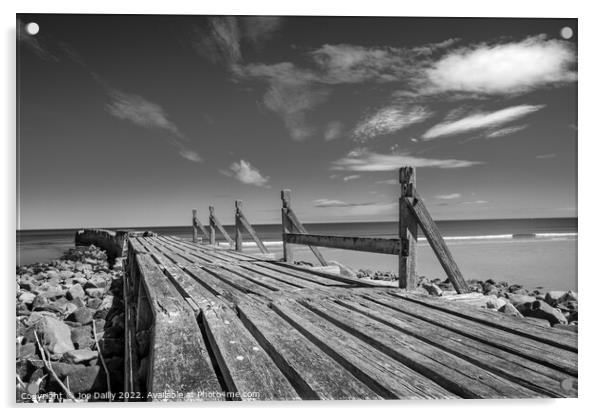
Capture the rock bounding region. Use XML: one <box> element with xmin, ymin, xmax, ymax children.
<box><xmin>28</xmin><ymin>316</ymin><xmax>75</xmax><ymax>354</ymax></box>
<box><xmin>46</xmin><ymin>270</ymin><xmax>60</xmax><ymax>280</ymax></box>
<box><xmin>544</xmin><ymin>291</ymin><xmax>566</xmax><ymax>306</ymax></box>
<box><xmin>422</xmin><ymin>282</ymin><xmax>443</xmax><ymax>296</ymax></box>
<box><xmin>50</xmin><ymin>362</ymin><xmax>87</xmax><ymax>379</ymax></box>
<box><xmin>511</xmin><ymin>288</ymin><xmax>530</xmax><ymax>296</ymax></box>
<box><xmin>482</xmin><ymin>283</ymin><xmax>498</xmax><ymax>296</ymax></box>
<box><xmin>498</xmin><ymin>302</ymin><xmax>523</xmax><ymax>317</ymax></box>
<box><xmin>486</xmin><ymin>297</ymin><xmax>507</xmax><ymax>309</ymax></box>
<box><xmin>505</xmin><ymin>293</ymin><xmax>536</xmax><ymax>306</ymax></box>
<box><xmin>52</xmin><ymin>365</ymin><xmax>103</xmax><ymax>394</ymax></box>
<box><xmin>18</xmin><ymin>292</ymin><xmax>36</xmax><ymax>305</ymax></box>
<box><xmin>560</xmin><ymin>290</ymin><xmax>578</xmax><ymax>303</ymax></box>
<box><xmin>524</xmin><ymin>300</ymin><xmax>568</xmax><ymax>325</ymax></box>
<box><xmin>63</xmin><ymin>348</ymin><xmax>99</xmax><ymax>364</ymax></box>
<box><xmin>17</xmin><ymin>342</ymin><xmax>38</xmax><ymax>360</ymax></box>
<box><xmin>99</xmin><ymin>295</ymin><xmax>115</xmax><ymax>311</ymax></box>
<box><xmin>85</xmin><ymin>287</ymin><xmax>106</xmax><ymax>298</ymax></box>
<box><xmin>32</xmin><ymin>294</ymin><xmax>51</xmax><ymax>310</ymax></box>
<box><xmin>67</xmin><ymin>284</ymin><xmax>85</xmax><ymax>301</ymax></box>
<box><xmin>71</xmin><ymin>326</ymin><xmax>94</xmax><ymax>349</ymax></box>
<box><xmin>66</xmin><ymin>307</ymin><xmax>94</xmax><ymax>325</ymax></box>
<box><xmin>514</xmin><ymin>302</ymin><xmax>533</xmax><ymax>315</ymax></box>
<box><xmin>59</xmin><ymin>270</ymin><xmax>74</xmax><ymax>279</ymax></box>
<box><xmin>87</xmin><ymin>298</ymin><xmax>103</xmax><ymax>309</ymax></box>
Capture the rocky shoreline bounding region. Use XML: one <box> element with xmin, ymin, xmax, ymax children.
<box><xmin>16</xmin><ymin>245</ymin><xmax>125</xmax><ymax>403</ymax></box>
<box><xmin>355</xmin><ymin>268</ymin><xmax>577</xmax><ymax>331</ymax></box>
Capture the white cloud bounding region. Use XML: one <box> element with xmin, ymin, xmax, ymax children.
<box><xmin>324</xmin><ymin>121</ymin><xmax>345</xmax><ymax>141</ymax></box>
<box><xmin>313</xmin><ymin>199</ymin><xmax>396</xmax><ymax>216</ymax></box>
<box><xmin>331</xmin><ymin>148</ymin><xmax>482</xmax><ymax>171</ymax></box>
<box><xmin>422</xmin><ymin>105</ymin><xmax>544</xmax><ymax>140</ymax></box>
<box><xmin>352</xmin><ymin>105</ymin><xmax>432</xmax><ymax>141</ymax></box>
<box><xmin>241</xmin><ymin>17</ymin><xmax>283</xmax><ymax>48</ymax></box>
<box><xmin>485</xmin><ymin>124</ymin><xmax>529</xmax><ymax>139</ymax></box>
<box><xmin>437</xmin><ymin>193</ymin><xmax>461</xmax><ymax>200</ymax></box>
<box><xmin>106</xmin><ymin>90</ymin><xmax>202</xmax><ymax>162</ymax></box>
<box><xmin>536</xmin><ymin>153</ymin><xmax>557</xmax><ymax>159</ymax></box>
<box><xmin>425</xmin><ymin>35</ymin><xmax>576</xmax><ymax>95</ymax></box>
<box><xmin>221</xmin><ymin>160</ymin><xmax>270</xmax><ymax>187</ymax></box>
<box><xmin>342</xmin><ymin>174</ymin><xmax>361</xmax><ymax>181</ymax></box>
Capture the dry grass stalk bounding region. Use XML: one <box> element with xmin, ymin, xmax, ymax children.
<box><xmin>93</xmin><ymin>320</ymin><xmax>112</xmax><ymax>401</ymax></box>
<box><xmin>33</xmin><ymin>331</ymin><xmax>79</xmax><ymax>403</ymax></box>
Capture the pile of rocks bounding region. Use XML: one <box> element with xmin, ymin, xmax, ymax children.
<box><xmin>16</xmin><ymin>245</ymin><xmax>126</xmax><ymax>402</ymax></box>
<box><xmin>356</xmin><ymin>269</ymin><xmax>397</xmax><ymax>281</ymax></box>
<box><xmin>417</xmin><ymin>277</ymin><xmax>578</xmax><ymax>331</ymax></box>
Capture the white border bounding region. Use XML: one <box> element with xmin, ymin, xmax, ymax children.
<box><xmin>2</xmin><ymin>1</ymin><xmax>599</xmax><ymax>414</ymax></box>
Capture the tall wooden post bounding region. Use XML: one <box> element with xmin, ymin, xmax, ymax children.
<box><xmin>235</xmin><ymin>200</ymin><xmax>243</xmax><ymax>251</ymax></box>
<box><xmin>192</xmin><ymin>209</ymin><xmax>198</xmax><ymax>243</ymax></box>
<box><xmin>209</xmin><ymin>206</ymin><xmax>216</xmax><ymax>246</ymax></box>
<box><xmin>399</xmin><ymin>167</ymin><xmax>418</xmax><ymax>289</ymax></box>
<box><xmin>281</xmin><ymin>190</ymin><xmax>294</xmax><ymax>263</ymax></box>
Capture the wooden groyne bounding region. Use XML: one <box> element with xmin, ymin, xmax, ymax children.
<box><xmin>121</xmin><ymin>167</ymin><xmax>577</xmax><ymax>401</ymax></box>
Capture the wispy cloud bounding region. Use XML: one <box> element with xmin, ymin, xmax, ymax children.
<box><xmin>342</xmin><ymin>174</ymin><xmax>361</xmax><ymax>181</ymax></box>
<box><xmin>352</xmin><ymin>105</ymin><xmax>432</xmax><ymax>141</ymax></box>
<box><xmin>437</xmin><ymin>193</ymin><xmax>461</xmax><ymax>200</ymax></box>
<box><xmin>331</xmin><ymin>148</ymin><xmax>482</xmax><ymax>171</ymax></box>
<box><xmin>536</xmin><ymin>153</ymin><xmax>557</xmax><ymax>159</ymax></box>
<box><xmin>485</xmin><ymin>124</ymin><xmax>529</xmax><ymax>139</ymax></box>
<box><xmin>241</xmin><ymin>17</ymin><xmax>283</xmax><ymax>49</ymax></box>
<box><xmin>375</xmin><ymin>179</ymin><xmax>398</xmax><ymax>185</ymax></box>
<box><xmin>324</xmin><ymin>121</ymin><xmax>345</xmax><ymax>141</ymax></box>
<box><xmin>221</xmin><ymin>160</ymin><xmax>270</xmax><ymax>188</ymax></box>
<box><xmin>106</xmin><ymin>90</ymin><xmax>202</xmax><ymax>163</ymax></box>
<box><xmin>314</xmin><ymin>199</ymin><xmax>374</xmax><ymax>208</ymax></box>
<box><xmin>423</xmin><ymin>105</ymin><xmax>544</xmax><ymax>140</ymax></box>
<box><xmin>424</xmin><ymin>35</ymin><xmax>576</xmax><ymax>95</ymax></box>
<box><xmin>314</xmin><ymin>198</ymin><xmax>398</xmax><ymax>216</ymax></box>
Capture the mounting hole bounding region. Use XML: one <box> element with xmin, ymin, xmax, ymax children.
<box><xmin>560</xmin><ymin>26</ymin><xmax>573</xmax><ymax>40</ymax></box>
<box><xmin>25</xmin><ymin>22</ymin><xmax>40</xmax><ymax>35</ymax></box>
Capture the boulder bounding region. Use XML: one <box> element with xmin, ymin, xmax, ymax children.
<box><xmin>85</xmin><ymin>287</ymin><xmax>106</xmax><ymax>298</ymax></box>
<box><xmin>498</xmin><ymin>302</ymin><xmax>523</xmax><ymax>317</ymax></box>
<box><xmin>486</xmin><ymin>297</ymin><xmax>507</xmax><ymax>309</ymax></box>
<box><xmin>51</xmin><ymin>365</ymin><xmax>103</xmax><ymax>394</ymax></box>
<box><xmin>17</xmin><ymin>342</ymin><xmax>38</xmax><ymax>360</ymax></box>
<box><xmin>544</xmin><ymin>291</ymin><xmax>565</xmax><ymax>306</ymax></box>
<box><xmin>71</xmin><ymin>325</ymin><xmax>94</xmax><ymax>349</ymax></box>
<box><xmin>505</xmin><ymin>293</ymin><xmax>536</xmax><ymax>306</ymax></box>
<box><xmin>67</xmin><ymin>284</ymin><xmax>86</xmax><ymax>301</ymax></box>
<box><xmin>560</xmin><ymin>290</ymin><xmax>578</xmax><ymax>303</ymax></box>
<box><xmin>63</xmin><ymin>348</ymin><xmax>98</xmax><ymax>364</ymax></box>
<box><xmin>66</xmin><ymin>307</ymin><xmax>94</xmax><ymax>325</ymax></box>
<box><xmin>87</xmin><ymin>298</ymin><xmax>103</xmax><ymax>309</ymax></box>
<box><xmin>422</xmin><ymin>282</ymin><xmax>443</xmax><ymax>296</ymax></box>
<box><xmin>28</xmin><ymin>316</ymin><xmax>75</xmax><ymax>354</ymax></box>
<box><xmin>18</xmin><ymin>292</ymin><xmax>36</xmax><ymax>305</ymax></box>
<box><xmin>99</xmin><ymin>295</ymin><xmax>115</xmax><ymax>311</ymax></box>
<box><xmin>524</xmin><ymin>300</ymin><xmax>568</xmax><ymax>325</ymax></box>
<box><xmin>59</xmin><ymin>270</ymin><xmax>74</xmax><ymax>279</ymax></box>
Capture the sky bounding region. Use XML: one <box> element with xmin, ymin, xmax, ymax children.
<box><xmin>17</xmin><ymin>14</ymin><xmax>577</xmax><ymax>230</ymax></box>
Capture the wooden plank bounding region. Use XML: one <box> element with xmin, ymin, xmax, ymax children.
<box><xmin>209</xmin><ymin>206</ymin><xmax>235</xmax><ymax>247</ymax></box>
<box><xmin>219</xmin><ymin>263</ymin><xmax>303</xmax><ymax>292</ymax></box>
<box><xmin>154</xmin><ymin>236</ymin><xmax>219</xmax><ymax>264</ymax></box>
<box><xmin>171</xmin><ymin>236</ymin><xmax>275</xmax><ymax>261</ymax></box>
<box><xmin>338</xmin><ymin>295</ymin><xmax>576</xmax><ymax>397</ymax></box>
<box><xmin>362</xmin><ymin>292</ymin><xmax>577</xmax><ymax>375</ymax></box>
<box><xmin>271</xmin><ymin>261</ymin><xmax>384</xmax><ymax>287</ymax></box>
<box><xmin>192</xmin><ymin>209</ymin><xmax>198</xmax><ymax>243</ymax></box>
<box><xmin>235</xmin><ymin>200</ymin><xmax>269</xmax><ymax>254</ymax></box>
<box><xmin>201</xmin><ymin>264</ymin><xmax>277</xmax><ymax>300</ymax></box>
<box><xmin>285</xmin><ymin>233</ymin><xmax>401</xmax><ymax>255</ymax></box>
<box><xmin>237</xmin><ymin>301</ymin><xmax>381</xmax><ymax>400</ymax></box>
<box><xmin>281</xmin><ymin>190</ymin><xmax>294</xmax><ymax>263</ymax></box>
<box><xmin>271</xmin><ymin>300</ymin><xmax>458</xmax><ymax>399</ymax></box>
<box><xmin>193</xmin><ymin>215</ymin><xmax>211</xmax><ymax>241</ymax></box>
<box><xmin>185</xmin><ymin>272</ymin><xmax>300</xmax><ymax>400</ymax></box>
<box><xmin>183</xmin><ymin>265</ymin><xmax>258</xmax><ymax>306</ymax></box>
<box><xmin>239</xmin><ymin>263</ymin><xmax>327</xmax><ymax>290</ymax></box>
<box><xmin>301</xmin><ymin>298</ymin><xmax>538</xmax><ymax>398</ymax></box>
<box><xmin>254</xmin><ymin>262</ymin><xmax>351</xmax><ymax>287</ymax></box>
<box><xmin>394</xmin><ymin>292</ymin><xmax>578</xmax><ymax>352</ymax></box>
<box><xmin>404</xmin><ymin>193</ymin><xmax>470</xmax><ymax>293</ymax></box>
<box><xmin>135</xmin><ymin>254</ymin><xmax>223</xmax><ymax>400</ymax></box>
<box><xmin>399</xmin><ymin>167</ymin><xmax>417</xmax><ymax>289</ymax></box>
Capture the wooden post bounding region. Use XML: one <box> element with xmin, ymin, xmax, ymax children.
<box><xmin>235</xmin><ymin>200</ymin><xmax>243</xmax><ymax>251</ymax></box>
<box><xmin>399</xmin><ymin>167</ymin><xmax>418</xmax><ymax>289</ymax></box>
<box><xmin>281</xmin><ymin>190</ymin><xmax>294</xmax><ymax>262</ymax></box>
<box><xmin>192</xmin><ymin>209</ymin><xmax>198</xmax><ymax>243</ymax></box>
<box><xmin>209</xmin><ymin>206</ymin><xmax>216</xmax><ymax>246</ymax></box>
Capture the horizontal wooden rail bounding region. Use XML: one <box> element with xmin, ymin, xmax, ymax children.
<box><xmin>285</xmin><ymin>233</ymin><xmax>402</xmax><ymax>255</ymax></box>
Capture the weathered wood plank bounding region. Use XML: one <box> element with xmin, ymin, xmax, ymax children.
<box><xmin>254</xmin><ymin>262</ymin><xmax>352</xmax><ymax>287</ymax></box>
<box><xmin>302</xmin><ymin>298</ymin><xmax>538</xmax><ymax>398</ymax></box>
<box><xmin>135</xmin><ymin>254</ymin><xmax>223</xmax><ymax>400</ymax></box>
<box><xmin>281</xmin><ymin>190</ymin><xmax>295</xmax><ymax>263</ymax></box>
<box><xmin>239</xmin><ymin>263</ymin><xmax>327</xmax><ymax>290</ymax></box>
<box><xmin>270</xmin><ymin>261</ymin><xmax>384</xmax><ymax>287</ymax></box>
<box><xmin>219</xmin><ymin>263</ymin><xmax>303</xmax><ymax>292</ymax></box>
<box><xmin>404</xmin><ymin>193</ymin><xmax>470</xmax><ymax>293</ymax></box>
<box><xmin>338</xmin><ymin>295</ymin><xmax>576</xmax><ymax>397</ymax></box>
<box><xmin>362</xmin><ymin>292</ymin><xmax>577</xmax><ymax>375</ymax></box>
<box><xmin>285</xmin><ymin>233</ymin><xmax>401</xmax><ymax>255</ymax></box>
<box><xmin>394</xmin><ymin>292</ymin><xmax>578</xmax><ymax>352</ymax></box>
<box><xmin>237</xmin><ymin>301</ymin><xmax>381</xmax><ymax>400</ymax></box>
<box><xmin>186</xmin><ymin>273</ymin><xmax>300</xmax><ymax>400</ymax></box>
<box><xmin>271</xmin><ymin>300</ymin><xmax>459</xmax><ymax>399</ymax></box>
<box><xmin>201</xmin><ymin>264</ymin><xmax>277</xmax><ymax>300</ymax></box>
<box><xmin>398</xmin><ymin>167</ymin><xmax>418</xmax><ymax>289</ymax></box>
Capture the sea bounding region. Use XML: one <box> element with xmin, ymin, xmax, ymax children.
<box><xmin>16</xmin><ymin>217</ymin><xmax>577</xmax><ymax>292</ymax></box>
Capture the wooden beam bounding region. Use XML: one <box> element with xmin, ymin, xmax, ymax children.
<box><xmin>208</xmin><ymin>207</ymin><xmax>216</xmax><ymax>245</ymax></box>
<box><xmin>281</xmin><ymin>190</ymin><xmax>294</xmax><ymax>263</ymax></box>
<box><xmin>285</xmin><ymin>233</ymin><xmax>401</xmax><ymax>255</ymax></box>
<box><xmin>235</xmin><ymin>200</ymin><xmax>269</xmax><ymax>254</ymax></box>
<box><xmin>192</xmin><ymin>209</ymin><xmax>198</xmax><ymax>243</ymax></box>
<box><xmin>399</xmin><ymin>167</ymin><xmax>418</xmax><ymax>290</ymax></box>
<box><xmin>404</xmin><ymin>192</ymin><xmax>470</xmax><ymax>294</ymax></box>
<box><xmin>285</xmin><ymin>209</ymin><xmax>328</xmax><ymax>267</ymax></box>
<box><xmin>235</xmin><ymin>200</ymin><xmax>243</xmax><ymax>251</ymax></box>
<box><xmin>209</xmin><ymin>206</ymin><xmax>235</xmax><ymax>247</ymax></box>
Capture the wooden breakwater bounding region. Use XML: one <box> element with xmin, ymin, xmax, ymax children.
<box><xmin>75</xmin><ymin>229</ymin><xmax>155</xmax><ymax>264</ymax></box>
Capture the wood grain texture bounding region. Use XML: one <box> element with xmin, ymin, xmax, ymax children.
<box><xmin>285</xmin><ymin>233</ymin><xmax>401</xmax><ymax>255</ymax></box>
